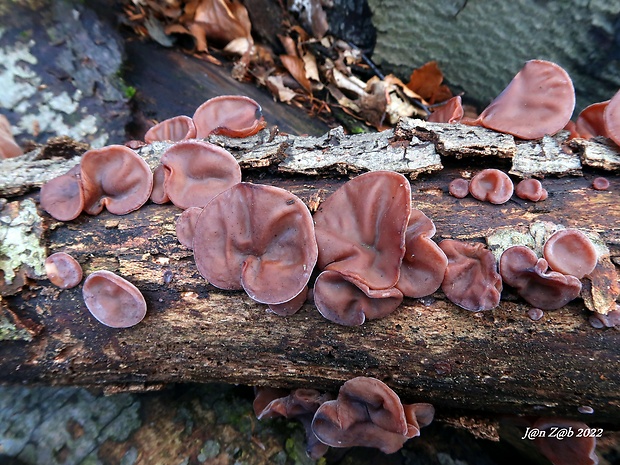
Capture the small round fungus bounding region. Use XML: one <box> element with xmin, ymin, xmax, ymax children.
<box><xmin>175</xmin><ymin>206</ymin><xmax>203</xmax><ymax>248</ymax></box>
<box><xmin>82</xmin><ymin>270</ymin><xmax>147</xmax><ymax>328</ymax></box>
<box><xmin>592</xmin><ymin>177</ymin><xmax>610</xmax><ymax>191</ymax></box>
<box><xmin>448</xmin><ymin>178</ymin><xmax>469</xmax><ymax>198</ymax></box>
<box><xmin>527</xmin><ymin>307</ymin><xmax>544</xmax><ymax>321</ymax></box>
<box><xmin>603</xmin><ymin>89</ymin><xmax>620</xmax><ymax>146</ymax></box>
<box><xmin>40</xmin><ymin>165</ymin><xmax>84</xmax><ymax>221</ymax></box>
<box><xmin>439</xmin><ymin>239</ymin><xmax>502</xmax><ymax>312</ymax></box>
<box><xmin>80</xmin><ymin>145</ymin><xmax>153</xmax><ymax>215</ymax></box>
<box><xmin>45</xmin><ymin>252</ymin><xmax>82</xmax><ymax>289</ymax></box>
<box><xmin>473</xmin><ymin>60</ymin><xmax>575</xmax><ymax>139</ymax></box>
<box><xmin>500</xmin><ymin>246</ymin><xmax>582</xmax><ymax>310</ymax></box>
<box><xmin>469</xmin><ymin>169</ymin><xmax>514</xmax><ymax>204</ymax></box>
<box><xmin>193</xmin><ymin>95</ymin><xmax>267</xmax><ymax>138</ymax></box>
<box><xmin>543</xmin><ymin>229</ymin><xmax>597</xmax><ymax>279</ymax></box>
<box><xmin>144</xmin><ymin>115</ymin><xmax>197</xmax><ymax>143</ymax></box>
<box><xmin>160</xmin><ymin>140</ymin><xmax>241</xmax><ymax>209</ymax></box>
<box><xmin>515</xmin><ymin>178</ymin><xmax>548</xmax><ymax>201</ymax></box>
<box><xmin>427</xmin><ymin>96</ymin><xmax>464</xmax><ymax>123</ymax></box>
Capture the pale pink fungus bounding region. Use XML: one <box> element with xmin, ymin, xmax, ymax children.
<box><xmin>150</xmin><ymin>164</ymin><xmax>170</xmax><ymax>204</ymax></box>
<box><xmin>448</xmin><ymin>178</ymin><xmax>469</xmax><ymax>198</ymax></box>
<box><xmin>39</xmin><ymin>165</ymin><xmax>84</xmax><ymax>221</ymax></box>
<box><xmin>193</xmin><ymin>95</ymin><xmax>267</xmax><ymax>138</ymax></box>
<box><xmin>575</xmin><ymin>101</ymin><xmax>609</xmax><ymax>139</ymax></box>
<box><xmin>592</xmin><ymin>177</ymin><xmax>609</xmax><ymax>191</ymax></box>
<box><xmin>543</xmin><ymin>229</ymin><xmax>597</xmax><ymax>279</ymax></box>
<box><xmin>603</xmin><ymin>89</ymin><xmax>620</xmax><ymax>146</ymax></box>
<box><xmin>427</xmin><ymin>96</ymin><xmax>464</xmax><ymax>123</ymax></box>
<box><xmin>82</xmin><ymin>270</ymin><xmax>147</xmax><ymax>328</ymax></box>
<box><xmin>469</xmin><ymin>169</ymin><xmax>514</xmax><ymax>204</ymax></box>
<box><xmin>0</xmin><ymin>115</ymin><xmax>22</xmax><ymax>159</ymax></box>
<box><xmin>45</xmin><ymin>252</ymin><xmax>82</xmax><ymax>289</ymax></box>
<box><xmin>515</xmin><ymin>178</ymin><xmax>548</xmax><ymax>201</ymax></box>
<box><xmin>175</xmin><ymin>206</ymin><xmax>203</xmax><ymax>248</ymax></box>
<box><xmin>144</xmin><ymin>115</ymin><xmax>197</xmax><ymax>143</ymax></box>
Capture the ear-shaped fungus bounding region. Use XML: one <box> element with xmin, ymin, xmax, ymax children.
<box><xmin>469</xmin><ymin>169</ymin><xmax>514</xmax><ymax>204</ymax></box>
<box><xmin>472</xmin><ymin>60</ymin><xmax>575</xmax><ymax>139</ymax></box>
<box><xmin>592</xmin><ymin>177</ymin><xmax>610</xmax><ymax>191</ymax></box>
<box><xmin>144</xmin><ymin>115</ymin><xmax>197</xmax><ymax>143</ymax></box>
<box><xmin>82</xmin><ymin>270</ymin><xmax>147</xmax><ymax>328</ymax></box>
<box><xmin>0</xmin><ymin>115</ymin><xmax>23</xmax><ymax>159</ymax></box>
<box><xmin>150</xmin><ymin>164</ymin><xmax>170</xmax><ymax>204</ymax></box>
<box><xmin>575</xmin><ymin>101</ymin><xmax>609</xmax><ymax>139</ymax></box>
<box><xmin>80</xmin><ymin>145</ymin><xmax>153</xmax><ymax>215</ymax></box>
<box><xmin>193</xmin><ymin>95</ymin><xmax>267</xmax><ymax>138</ymax></box>
<box><xmin>175</xmin><ymin>206</ymin><xmax>203</xmax><ymax>248</ymax></box>
<box><xmin>160</xmin><ymin>140</ymin><xmax>241</xmax><ymax>209</ymax></box>
<box><xmin>439</xmin><ymin>239</ymin><xmax>502</xmax><ymax>311</ymax></box>
<box><xmin>604</xmin><ymin>89</ymin><xmax>620</xmax><ymax>146</ymax></box>
<box><xmin>499</xmin><ymin>246</ymin><xmax>582</xmax><ymax>310</ymax></box>
<box><xmin>448</xmin><ymin>178</ymin><xmax>469</xmax><ymax>198</ymax></box>
<box><xmin>515</xmin><ymin>178</ymin><xmax>548</xmax><ymax>202</ymax></box>
<box><xmin>396</xmin><ymin>209</ymin><xmax>448</xmax><ymax>298</ymax></box>
<box><xmin>311</xmin><ymin>377</ymin><xmax>434</xmax><ymax>454</ymax></box>
<box><xmin>40</xmin><ymin>165</ymin><xmax>84</xmax><ymax>221</ymax></box>
<box><xmin>427</xmin><ymin>96</ymin><xmax>464</xmax><ymax>123</ymax></box>
<box><xmin>533</xmin><ymin>418</ymin><xmax>598</xmax><ymax>465</ymax></box>
<box><xmin>543</xmin><ymin>229</ymin><xmax>597</xmax><ymax>279</ymax></box>
<box><xmin>193</xmin><ymin>183</ymin><xmax>317</xmax><ymax>310</ymax></box>
<box><xmin>314</xmin><ymin>270</ymin><xmax>404</xmax><ymax>326</ymax></box>
<box><xmin>45</xmin><ymin>252</ymin><xmax>82</xmax><ymax>289</ymax></box>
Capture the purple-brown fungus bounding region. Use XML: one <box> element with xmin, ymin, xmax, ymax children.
<box><xmin>193</xmin><ymin>183</ymin><xmax>317</xmax><ymax>310</ymax></box>
<box><xmin>40</xmin><ymin>165</ymin><xmax>84</xmax><ymax>221</ymax></box>
<box><xmin>448</xmin><ymin>178</ymin><xmax>469</xmax><ymax>198</ymax></box>
<box><xmin>80</xmin><ymin>145</ymin><xmax>153</xmax><ymax>215</ymax></box>
<box><xmin>175</xmin><ymin>206</ymin><xmax>203</xmax><ymax>248</ymax></box>
<box><xmin>193</xmin><ymin>95</ymin><xmax>267</xmax><ymax>138</ymax></box>
<box><xmin>311</xmin><ymin>377</ymin><xmax>434</xmax><ymax>454</ymax></box>
<box><xmin>439</xmin><ymin>239</ymin><xmax>502</xmax><ymax>312</ymax></box>
<box><xmin>575</xmin><ymin>101</ymin><xmax>609</xmax><ymax>139</ymax></box>
<box><xmin>543</xmin><ymin>229</ymin><xmax>597</xmax><ymax>279</ymax></box>
<box><xmin>45</xmin><ymin>252</ymin><xmax>82</xmax><ymax>289</ymax></box>
<box><xmin>427</xmin><ymin>95</ymin><xmax>464</xmax><ymax>123</ymax></box>
<box><xmin>144</xmin><ymin>115</ymin><xmax>197</xmax><ymax>143</ymax></box>
<box><xmin>533</xmin><ymin>418</ymin><xmax>598</xmax><ymax>465</ymax></box>
<box><xmin>82</xmin><ymin>270</ymin><xmax>147</xmax><ymax>328</ymax></box>
<box><xmin>499</xmin><ymin>246</ymin><xmax>582</xmax><ymax>310</ymax></box>
<box><xmin>0</xmin><ymin>115</ymin><xmax>23</xmax><ymax>159</ymax></box>
<box><xmin>592</xmin><ymin>177</ymin><xmax>610</xmax><ymax>191</ymax></box>
<box><xmin>160</xmin><ymin>140</ymin><xmax>241</xmax><ymax>209</ymax></box>
<box><xmin>150</xmin><ymin>164</ymin><xmax>170</xmax><ymax>204</ymax></box>
<box><xmin>603</xmin><ymin>89</ymin><xmax>620</xmax><ymax>146</ymax></box>
<box><xmin>469</xmin><ymin>169</ymin><xmax>514</xmax><ymax>204</ymax></box>
<box><xmin>515</xmin><ymin>179</ymin><xmax>548</xmax><ymax>202</ymax></box>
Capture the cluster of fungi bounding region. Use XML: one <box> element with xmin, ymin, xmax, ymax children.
<box><xmin>34</xmin><ymin>60</ymin><xmax>618</xmax><ymax>461</ymax></box>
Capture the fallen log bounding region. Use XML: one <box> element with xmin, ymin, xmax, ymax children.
<box><xmin>1</xmin><ymin>120</ymin><xmax>619</xmax><ymax>427</ymax></box>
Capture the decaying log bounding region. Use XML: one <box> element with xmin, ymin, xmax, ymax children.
<box><xmin>1</xmin><ymin>120</ymin><xmax>620</xmax><ymax>427</ymax></box>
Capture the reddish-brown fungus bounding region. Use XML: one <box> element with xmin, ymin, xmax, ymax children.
<box><xmin>396</xmin><ymin>209</ymin><xmax>448</xmax><ymax>298</ymax></box>
<box><xmin>311</xmin><ymin>377</ymin><xmax>434</xmax><ymax>454</ymax></box>
<box><xmin>603</xmin><ymin>89</ymin><xmax>620</xmax><ymax>146</ymax></box>
<box><xmin>427</xmin><ymin>95</ymin><xmax>464</xmax><ymax>123</ymax></box>
<box><xmin>150</xmin><ymin>164</ymin><xmax>170</xmax><ymax>204</ymax></box>
<box><xmin>592</xmin><ymin>177</ymin><xmax>610</xmax><ymax>191</ymax></box>
<box><xmin>193</xmin><ymin>95</ymin><xmax>267</xmax><ymax>138</ymax></box>
<box><xmin>268</xmin><ymin>286</ymin><xmax>309</xmax><ymax>317</ymax></box>
<box><xmin>314</xmin><ymin>270</ymin><xmax>403</xmax><ymax>326</ymax></box>
<box><xmin>193</xmin><ymin>183</ymin><xmax>317</xmax><ymax>307</ymax></box>
<box><xmin>533</xmin><ymin>418</ymin><xmax>598</xmax><ymax>465</ymax></box>
<box><xmin>45</xmin><ymin>252</ymin><xmax>82</xmax><ymax>289</ymax></box>
<box><xmin>439</xmin><ymin>239</ymin><xmax>502</xmax><ymax>312</ymax></box>
<box><xmin>589</xmin><ymin>306</ymin><xmax>620</xmax><ymax>329</ymax></box>
<box><xmin>39</xmin><ymin>165</ymin><xmax>84</xmax><ymax>221</ymax></box>
<box><xmin>175</xmin><ymin>207</ymin><xmax>203</xmax><ymax>249</ymax></box>
<box><xmin>515</xmin><ymin>178</ymin><xmax>548</xmax><ymax>201</ymax></box>
<box><xmin>527</xmin><ymin>307</ymin><xmax>544</xmax><ymax>321</ymax></box>
<box><xmin>80</xmin><ymin>145</ymin><xmax>153</xmax><ymax>215</ymax></box>
<box><xmin>575</xmin><ymin>101</ymin><xmax>609</xmax><ymax>139</ymax></box>
<box><xmin>313</xmin><ymin>171</ymin><xmax>411</xmax><ymax>291</ymax></box>
<box><xmin>160</xmin><ymin>140</ymin><xmax>241</xmax><ymax>209</ymax></box>
<box><xmin>543</xmin><ymin>229</ymin><xmax>597</xmax><ymax>279</ymax></box>
<box><xmin>144</xmin><ymin>115</ymin><xmax>197</xmax><ymax>143</ymax></box>
<box><xmin>0</xmin><ymin>115</ymin><xmax>23</xmax><ymax>159</ymax></box>
<box><xmin>469</xmin><ymin>169</ymin><xmax>514</xmax><ymax>204</ymax></box>
<box><xmin>82</xmin><ymin>270</ymin><xmax>147</xmax><ymax>328</ymax></box>
<box><xmin>472</xmin><ymin>60</ymin><xmax>575</xmax><ymax>139</ymax></box>
<box><xmin>500</xmin><ymin>246</ymin><xmax>581</xmax><ymax>310</ymax></box>
<box><xmin>448</xmin><ymin>178</ymin><xmax>469</xmax><ymax>198</ymax></box>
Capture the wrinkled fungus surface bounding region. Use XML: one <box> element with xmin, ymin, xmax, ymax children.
<box><xmin>80</xmin><ymin>145</ymin><xmax>153</xmax><ymax>215</ymax></box>
<box><xmin>193</xmin><ymin>95</ymin><xmax>266</xmax><ymax>138</ymax></box>
<box><xmin>448</xmin><ymin>178</ymin><xmax>469</xmax><ymax>198</ymax></box>
<box><xmin>39</xmin><ymin>165</ymin><xmax>84</xmax><ymax>221</ymax></box>
<box><xmin>45</xmin><ymin>252</ymin><xmax>82</xmax><ymax>289</ymax></box>
<box><xmin>82</xmin><ymin>270</ymin><xmax>147</xmax><ymax>328</ymax></box>
<box><xmin>175</xmin><ymin>206</ymin><xmax>203</xmax><ymax>248</ymax></box>
<box><xmin>160</xmin><ymin>140</ymin><xmax>242</xmax><ymax>209</ymax></box>
<box><xmin>439</xmin><ymin>239</ymin><xmax>502</xmax><ymax>312</ymax></box>
<box><xmin>543</xmin><ymin>229</ymin><xmax>597</xmax><ymax>279</ymax></box>
<box><xmin>193</xmin><ymin>183</ymin><xmax>317</xmax><ymax>306</ymax></box>
<box><xmin>469</xmin><ymin>169</ymin><xmax>514</xmax><ymax>204</ymax></box>
<box><xmin>144</xmin><ymin>115</ymin><xmax>197</xmax><ymax>143</ymax></box>
<box><xmin>515</xmin><ymin>179</ymin><xmax>547</xmax><ymax>201</ymax></box>
<box><xmin>500</xmin><ymin>246</ymin><xmax>582</xmax><ymax>310</ymax></box>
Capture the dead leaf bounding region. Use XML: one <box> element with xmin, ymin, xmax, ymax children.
<box><xmin>407</xmin><ymin>61</ymin><xmax>453</xmax><ymax>104</ymax></box>
<box><xmin>280</xmin><ymin>55</ymin><xmax>313</xmax><ymax>94</ymax></box>
<box><xmin>192</xmin><ymin>0</ymin><xmax>253</xmax><ymax>46</ymax></box>
<box><xmin>266</xmin><ymin>75</ymin><xmax>298</xmax><ymax>103</ymax></box>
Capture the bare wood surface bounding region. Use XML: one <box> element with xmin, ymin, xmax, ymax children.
<box><xmin>1</xmin><ymin>121</ymin><xmax>620</xmax><ymax>427</ymax></box>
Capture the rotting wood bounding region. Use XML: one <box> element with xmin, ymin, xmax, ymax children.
<box><xmin>0</xmin><ymin>121</ymin><xmax>619</xmax><ymax>427</ymax></box>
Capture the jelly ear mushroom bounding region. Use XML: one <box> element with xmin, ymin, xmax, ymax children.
<box><xmin>448</xmin><ymin>178</ymin><xmax>469</xmax><ymax>199</ymax></box>
<box><xmin>40</xmin><ymin>165</ymin><xmax>84</xmax><ymax>221</ymax></box>
<box><xmin>469</xmin><ymin>169</ymin><xmax>514</xmax><ymax>204</ymax></box>
<box><xmin>193</xmin><ymin>95</ymin><xmax>267</xmax><ymax>138</ymax></box>
<box><xmin>533</xmin><ymin>418</ymin><xmax>598</xmax><ymax>465</ymax></box>
<box><xmin>515</xmin><ymin>178</ymin><xmax>547</xmax><ymax>202</ymax></box>
<box><xmin>150</xmin><ymin>164</ymin><xmax>170</xmax><ymax>204</ymax></box>
<box><xmin>0</xmin><ymin>115</ymin><xmax>23</xmax><ymax>159</ymax></box>
<box><xmin>45</xmin><ymin>252</ymin><xmax>82</xmax><ymax>289</ymax></box>
<box><xmin>193</xmin><ymin>183</ymin><xmax>318</xmax><ymax>308</ymax></box>
<box><xmin>543</xmin><ymin>229</ymin><xmax>597</xmax><ymax>279</ymax></box>
<box><xmin>81</xmin><ymin>145</ymin><xmax>153</xmax><ymax>215</ymax></box>
<box><xmin>472</xmin><ymin>60</ymin><xmax>575</xmax><ymax>139</ymax></box>
<box><xmin>427</xmin><ymin>95</ymin><xmax>464</xmax><ymax>123</ymax></box>
<box><xmin>499</xmin><ymin>246</ymin><xmax>582</xmax><ymax>310</ymax></box>
<box><xmin>144</xmin><ymin>115</ymin><xmax>196</xmax><ymax>143</ymax></box>
<box><xmin>82</xmin><ymin>270</ymin><xmax>147</xmax><ymax>328</ymax></box>
<box><xmin>175</xmin><ymin>207</ymin><xmax>203</xmax><ymax>248</ymax></box>
<box><xmin>575</xmin><ymin>100</ymin><xmax>609</xmax><ymax>139</ymax></box>
<box><xmin>311</xmin><ymin>377</ymin><xmax>433</xmax><ymax>454</ymax></box>
<box><xmin>439</xmin><ymin>239</ymin><xmax>502</xmax><ymax>312</ymax></box>
<box><xmin>160</xmin><ymin>140</ymin><xmax>241</xmax><ymax>209</ymax></box>
<box><xmin>603</xmin><ymin>89</ymin><xmax>620</xmax><ymax>146</ymax></box>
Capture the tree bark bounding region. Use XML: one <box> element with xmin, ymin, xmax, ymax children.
<box><xmin>1</xmin><ymin>121</ymin><xmax>619</xmax><ymax>426</ymax></box>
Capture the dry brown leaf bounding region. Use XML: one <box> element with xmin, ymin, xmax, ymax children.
<box><xmin>266</xmin><ymin>75</ymin><xmax>298</xmax><ymax>103</ymax></box>
<box><xmin>406</xmin><ymin>61</ymin><xmax>453</xmax><ymax>104</ymax></box>
<box><xmin>193</xmin><ymin>0</ymin><xmax>252</xmax><ymax>46</ymax></box>
<box><xmin>278</xmin><ymin>34</ymin><xmax>298</xmax><ymax>58</ymax></box>
<box><xmin>280</xmin><ymin>55</ymin><xmax>313</xmax><ymax>94</ymax></box>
